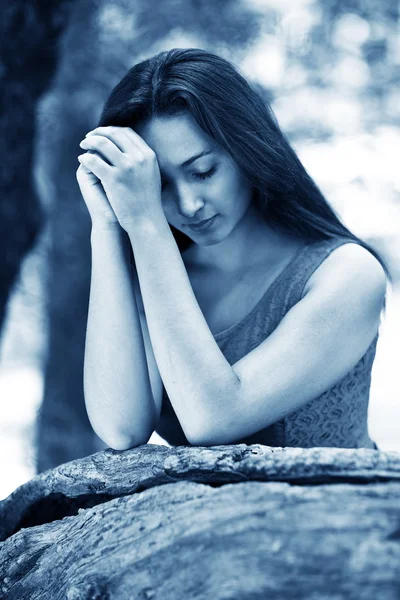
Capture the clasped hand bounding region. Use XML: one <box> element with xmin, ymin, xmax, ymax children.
<box><xmin>77</xmin><ymin>126</ymin><xmax>163</xmax><ymax>231</ymax></box>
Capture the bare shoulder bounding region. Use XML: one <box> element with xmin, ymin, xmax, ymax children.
<box><xmin>303</xmin><ymin>241</ymin><xmax>387</xmax><ymax>307</ymax></box>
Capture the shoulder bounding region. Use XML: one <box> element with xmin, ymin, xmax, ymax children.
<box><xmin>303</xmin><ymin>241</ymin><xmax>387</xmax><ymax>312</ymax></box>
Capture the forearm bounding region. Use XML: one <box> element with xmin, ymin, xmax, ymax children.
<box><xmin>126</xmin><ymin>214</ymin><xmax>240</xmax><ymax>444</ymax></box>
<box><xmin>84</xmin><ymin>226</ymin><xmax>157</xmax><ymax>449</ymax></box>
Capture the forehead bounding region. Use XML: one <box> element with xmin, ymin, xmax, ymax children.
<box><xmin>136</xmin><ymin>113</ymin><xmax>216</xmax><ymax>168</ymax></box>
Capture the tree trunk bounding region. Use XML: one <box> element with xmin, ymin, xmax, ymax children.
<box><xmin>0</xmin><ymin>0</ymin><xmax>73</xmax><ymax>334</ymax></box>
<box><xmin>1</xmin><ymin>444</ymin><xmax>399</xmax><ymax>599</ymax></box>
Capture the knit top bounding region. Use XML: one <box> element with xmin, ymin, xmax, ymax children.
<box><xmin>155</xmin><ymin>237</ymin><xmax>380</xmax><ymax>449</ymax></box>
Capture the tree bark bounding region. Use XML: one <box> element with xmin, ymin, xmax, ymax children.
<box><xmin>1</xmin><ymin>445</ymin><xmax>399</xmax><ymax>599</ymax></box>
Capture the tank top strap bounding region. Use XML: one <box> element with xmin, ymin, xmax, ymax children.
<box><xmin>272</xmin><ymin>237</ymin><xmax>360</xmax><ymax>316</ymax></box>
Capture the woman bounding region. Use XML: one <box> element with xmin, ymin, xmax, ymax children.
<box><xmin>77</xmin><ymin>48</ymin><xmax>389</xmax><ymax>451</ymax></box>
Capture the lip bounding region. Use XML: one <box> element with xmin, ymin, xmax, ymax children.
<box><xmin>188</xmin><ymin>215</ymin><xmax>218</xmax><ymax>231</ymax></box>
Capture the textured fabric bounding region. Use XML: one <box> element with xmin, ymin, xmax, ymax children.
<box><xmin>156</xmin><ymin>237</ymin><xmax>380</xmax><ymax>449</ymax></box>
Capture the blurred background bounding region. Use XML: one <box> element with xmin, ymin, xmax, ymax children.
<box><xmin>0</xmin><ymin>0</ymin><xmax>399</xmax><ymax>500</ymax></box>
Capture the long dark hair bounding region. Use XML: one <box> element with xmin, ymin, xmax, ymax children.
<box><xmin>97</xmin><ymin>47</ymin><xmax>391</xmax><ymax>282</ymax></box>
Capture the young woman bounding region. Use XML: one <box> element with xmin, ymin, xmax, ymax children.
<box><xmin>77</xmin><ymin>48</ymin><xmax>389</xmax><ymax>451</ymax></box>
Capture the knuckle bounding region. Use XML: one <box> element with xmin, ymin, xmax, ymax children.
<box><xmin>112</xmin><ymin>167</ymin><xmax>124</xmax><ymax>182</ymax></box>
<box><xmin>145</xmin><ymin>148</ymin><xmax>156</xmax><ymax>160</ymax></box>
<box><xmin>100</xmin><ymin>125</ymin><xmax>117</xmax><ymax>133</ymax></box>
<box><xmin>128</xmin><ymin>154</ymin><xmax>144</xmax><ymax>167</ymax></box>
<box><xmin>121</xmin><ymin>155</ymin><xmax>134</xmax><ymax>170</ymax></box>
<box><xmin>109</xmin><ymin>166</ymin><xmax>119</xmax><ymax>178</ymax></box>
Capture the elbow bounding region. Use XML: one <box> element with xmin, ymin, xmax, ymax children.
<box><xmin>185</xmin><ymin>382</ymin><xmax>241</xmax><ymax>447</ymax></box>
<box><xmin>184</xmin><ymin>416</ymin><xmax>225</xmax><ymax>447</ymax></box>
<box><xmin>94</xmin><ymin>424</ymin><xmax>154</xmax><ymax>451</ymax></box>
<box><xmin>108</xmin><ymin>440</ymin><xmax>145</xmax><ymax>451</ymax></box>
<box><xmin>186</xmin><ymin>377</ymin><xmax>242</xmax><ymax>446</ymax></box>
<box><xmin>182</xmin><ymin>421</ymin><xmax>210</xmax><ymax>447</ymax></box>
<box><xmin>86</xmin><ymin>404</ymin><xmax>157</xmax><ymax>451</ymax></box>
<box><xmin>187</xmin><ymin>435</ymin><xmax>214</xmax><ymax>447</ymax></box>
<box><xmin>187</xmin><ymin>430</ymin><xmax>224</xmax><ymax>447</ymax></box>
<box><xmin>186</xmin><ymin>425</ymin><xmax>227</xmax><ymax>446</ymax></box>
<box><xmin>106</xmin><ymin>430</ymin><xmax>152</xmax><ymax>451</ymax></box>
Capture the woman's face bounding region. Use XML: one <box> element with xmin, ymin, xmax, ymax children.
<box><xmin>135</xmin><ymin>112</ymin><xmax>254</xmax><ymax>246</ymax></box>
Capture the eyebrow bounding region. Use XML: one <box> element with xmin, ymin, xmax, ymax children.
<box><xmin>180</xmin><ymin>149</ymin><xmax>213</xmax><ymax>168</ymax></box>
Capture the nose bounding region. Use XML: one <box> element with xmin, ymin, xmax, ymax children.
<box><xmin>175</xmin><ymin>183</ymin><xmax>205</xmax><ymax>221</ymax></box>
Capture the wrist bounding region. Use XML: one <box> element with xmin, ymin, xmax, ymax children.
<box><xmin>90</xmin><ymin>224</ymin><xmax>130</xmax><ymax>253</ymax></box>
<box><xmin>124</xmin><ymin>210</ymin><xmax>168</xmax><ymax>239</ymax></box>
<box><xmin>90</xmin><ymin>222</ymin><xmax>124</xmax><ymax>238</ymax></box>
<box><xmin>90</xmin><ymin>224</ymin><xmax>133</xmax><ymax>268</ymax></box>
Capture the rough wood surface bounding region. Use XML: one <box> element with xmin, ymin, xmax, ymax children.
<box><xmin>1</xmin><ymin>444</ymin><xmax>399</xmax><ymax>599</ymax></box>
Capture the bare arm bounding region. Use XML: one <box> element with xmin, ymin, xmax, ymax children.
<box><xmin>84</xmin><ymin>225</ymin><xmax>160</xmax><ymax>449</ymax></box>
<box><xmin>126</xmin><ymin>216</ymin><xmax>241</xmax><ymax>445</ymax></box>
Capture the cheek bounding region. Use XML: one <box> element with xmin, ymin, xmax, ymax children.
<box><xmin>234</xmin><ymin>173</ymin><xmax>253</xmax><ymax>202</ymax></box>
<box><xmin>221</xmin><ymin>165</ymin><xmax>244</xmax><ymax>192</ymax></box>
<box><xmin>161</xmin><ymin>196</ymin><xmax>181</xmax><ymax>226</ymax></box>
<box><xmin>220</xmin><ymin>170</ymin><xmax>251</xmax><ymax>205</ymax></box>
<box><xmin>212</xmin><ymin>170</ymin><xmax>236</xmax><ymax>199</ymax></box>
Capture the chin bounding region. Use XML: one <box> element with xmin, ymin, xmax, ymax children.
<box><xmin>199</xmin><ymin>236</ymin><xmax>222</xmax><ymax>247</ymax></box>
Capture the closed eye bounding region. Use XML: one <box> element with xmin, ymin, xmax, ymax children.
<box><xmin>161</xmin><ymin>165</ymin><xmax>217</xmax><ymax>191</ymax></box>
<box><xmin>193</xmin><ymin>166</ymin><xmax>217</xmax><ymax>181</ymax></box>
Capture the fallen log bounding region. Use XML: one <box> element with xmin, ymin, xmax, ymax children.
<box><xmin>0</xmin><ymin>444</ymin><xmax>399</xmax><ymax>599</ymax></box>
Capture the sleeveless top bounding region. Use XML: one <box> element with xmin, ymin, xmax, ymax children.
<box><xmin>156</xmin><ymin>237</ymin><xmax>380</xmax><ymax>449</ymax></box>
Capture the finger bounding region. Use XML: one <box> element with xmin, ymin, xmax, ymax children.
<box><xmin>86</xmin><ymin>126</ymin><xmax>140</xmax><ymax>155</ymax></box>
<box><xmin>77</xmin><ymin>163</ymin><xmax>91</xmax><ymax>174</ymax></box>
<box><xmin>80</xmin><ymin>135</ymin><xmax>126</xmax><ymax>166</ymax></box>
<box><xmin>123</xmin><ymin>127</ymin><xmax>158</xmax><ymax>158</ymax></box>
<box><xmin>87</xmin><ymin>126</ymin><xmax>152</xmax><ymax>156</ymax></box>
<box><xmin>76</xmin><ymin>163</ymin><xmax>100</xmax><ymax>183</ymax></box>
<box><xmin>77</xmin><ymin>151</ymin><xmax>113</xmax><ymax>180</ymax></box>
